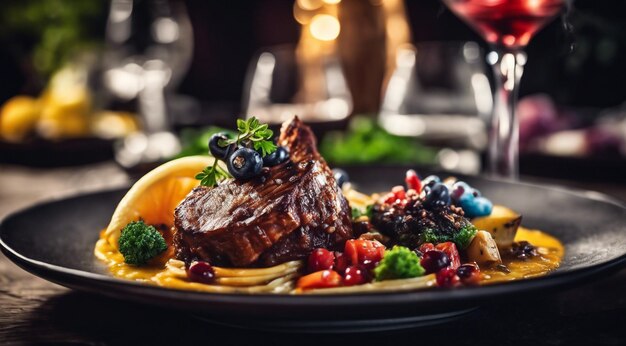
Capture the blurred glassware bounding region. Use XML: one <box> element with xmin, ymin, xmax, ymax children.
<box><xmin>103</xmin><ymin>0</ymin><xmax>193</xmax><ymax>168</ymax></box>
<box><xmin>442</xmin><ymin>0</ymin><xmax>566</xmax><ymax>179</ymax></box>
<box><xmin>379</xmin><ymin>42</ymin><xmax>492</xmax><ymax>174</ymax></box>
<box><xmin>242</xmin><ymin>45</ymin><xmax>352</xmax><ymax>124</ymax></box>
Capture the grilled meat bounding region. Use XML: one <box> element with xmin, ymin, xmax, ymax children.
<box><xmin>174</xmin><ymin>117</ymin><xmax>353</xmax><ymax>267</ymax></box>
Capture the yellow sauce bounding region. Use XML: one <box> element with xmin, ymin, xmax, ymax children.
<box><xmin>481</xmin><ymin>227</ymin><xmax>564</xmax><ymax>284</ymax></box>
<box><xmin>95</xmin><ymin>225</ymin><xmax>564</xmax><ymax>293</ymax></box>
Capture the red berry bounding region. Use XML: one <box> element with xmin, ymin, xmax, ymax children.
<box><xmin>333</xmin><ymin>251</ymin><xmax>349</xmax><ymax>274</ymax></box>
<box><xmin>457</xmin><ymin>263</ymin><xmax>481</xmax><ymax>285</ymax></box>
<box><xmin>308</xmin><ymin>248</ymin><xmax>335</xmax><ymax>273</ymax></box>
<box><xmin>420</xmin><ymin>250</ymin><xmax>451</xmax><ymax>274</ymax></box>
<box><xmin>405</xmin><ymin>169</ymin><xmax>421</xmax><ymax>192</ymax></box>
<box><xmin>436</xmin><ymin>267</ymin><xmax>460</xmax><ymax>288</ymax></box>
<box><xmin>186</xmin><ymin>261</ymin><xmax>216</xmax><ymax>284</ymax></box>
<box><xmin>435</xmin><ymin>242</ymin><xmax>461</xmax><ymax>269</ymax></box>
<box><xmin>392</xmin><ymin>185</ymin><xmax>406</xmax><ymax>200</ymax></box>
<box><xmin>343</xmin><ymin>266</ymin><xmax>369</xmax><ymax>286</ymax></box>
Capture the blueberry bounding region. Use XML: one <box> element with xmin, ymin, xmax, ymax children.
<box><xmin>421</xmin><ymin>175</ymin><xmax>441</xmax><ymax>194</ymax></box>
<box><xmin>209</xmin><ymin>133</ymin><xmax>235</xmax><ymax>160</ymax></box>
<box><xmin>332</xmin><ymin>168</ymin><xmax>349</xmax><ymax>188</ymax></box>
<box><xmin>227</xmin><ymin>147</ymin><xmax>263</xmax><ymax>180</ymax></box>
<box><xmin>423</xmin><ymin>183</ymin><xmax>451</xmax><ymax>209</ymax></box>
<box><xmin>451</xmin><ymin>181</ymin><xmax>472</xmax><ymax>201</ymax></box>
<box><xmin>263</xmin><ymin>146</ymin><xmax>289</xmax><ymax>167</ymax></box>
<box><xmin>459</xmin><ymin>194</ymin><xmax>493</xmax><ymax>218</ymax></box>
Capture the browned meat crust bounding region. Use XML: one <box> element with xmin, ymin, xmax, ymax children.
<box><xmin>174</xmin><ymin>117</ymin><xmax>353</xmax><ymax>267</ymax></box>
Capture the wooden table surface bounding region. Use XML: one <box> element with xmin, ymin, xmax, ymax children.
<box><xmin>1</xmin><ymin>163</ymin><xmax>626</xmax><ymax>345</ymax></box>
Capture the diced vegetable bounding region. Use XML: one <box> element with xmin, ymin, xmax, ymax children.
<box><xmin>466</xmin><ymin>230</ymin><xmax>502</xmax><ymax>265</ymax></box>
<box><xmin>344</xmin><ymin>239</ymin><xmax>386</xmax><ymax>269</ymax></box>
<box><xmin>472</xmin><ymin>205</ymin><xmax>522</xmax><ymax>249</ymax></box>
<box><xmin>297</xmin><ymin>270</ymin><xmax>342</xmax><ymax>289</ymax></box>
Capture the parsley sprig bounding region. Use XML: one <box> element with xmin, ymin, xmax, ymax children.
<box><xmin>221</xmin><ymin>117</ymin><xmax>277</xmax><ymax>157</ymax></box>
<box><xmin>195</xmin><ymin>160</ymin><xmax>230</xmax><ymax>187</ymax></box>
<box><xmin>196</xmin><ymin>117</ymin><xmax>278</xmax><ymax>187</ymax></box>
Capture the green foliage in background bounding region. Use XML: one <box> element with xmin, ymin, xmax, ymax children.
<box><xmin>319</xmin><ymin>116</ymin><xmax>437</xmax><ymax>165</ymax></box>
<box><xmin>0</xmin><ymin>0</ymin><xmax>106</xmax><ymax>77</ymax></box>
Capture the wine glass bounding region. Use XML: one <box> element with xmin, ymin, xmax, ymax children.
<box><xmin>242</xmin><ymin>45</ymin><xmax>352</xmax><ymax>125</ymax></box>
<box><xmin>379</xmin><ymin>42</ymin><xmax>493</xmax><ymax>175</ymax></box>
<box><xmin>103</xmin><ymin>0</ymin><xmax>193</xmax><ymax>168</ymax></box>
<box><xmin>442</xmin><ymin>0</ymin><xmax>566</xmax><ymax>179</ymax></box>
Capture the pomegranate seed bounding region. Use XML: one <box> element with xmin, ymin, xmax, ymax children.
<box><xmin>391</xmin><ymin>185</ymin><xmax>406</xmax><ymax>200</ymax></box>
<box><xmin>405</xmin><ymin>169</ymin><xmax>421</xmax><ymax>192</ymax></box>
<box><xmin>187</xmin><ymin>261</ymin><xmax>216</xmax><ymax>284</ymax></box>
<box><xmin>457</xmin><ymin>263</ymin><xmax>481</xmax><ymax>285</ymax></box>
<box><xmin>436</xmin><ymin>267</ymin><xmax>460</xmax><ymax>288</ymax></box>
<box><xmin>420</xmin><ymin>250</ymin><xmax>451</xmax><ymax>274</ymax></box>
<box><xmin>308</xmin><ymin>248</ymin><xmax>335</xmax><ymax>273</ymax></box>
<box><xmin>343</xmin><ymin>266</ymin><xmax>369</xmax><ymax>286</ymax></box>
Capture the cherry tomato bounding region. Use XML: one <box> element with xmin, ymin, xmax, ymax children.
<box><xmin>435</xmin><ymin>242</ymin><xmax>461</xmax><ymax>269</ymax></box>
<box><xmin>297</xmin><ymin>270</ymin><xmax>342</xmax><ymax>290</ymax></box>
<box><xmin>307</xmin><ymin>248</ymin><xmax>335</xmax><ymax>273</ymax></box>
<box><xmin>344</xmin><ymin>239</ymin><xmax>386</xmax><ymax>269</ymax></box>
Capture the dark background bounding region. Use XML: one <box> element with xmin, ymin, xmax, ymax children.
<box><xmin>0</xmin><ymin>0</ymin><xmax>625</xmax><ymax>113</ymax></box>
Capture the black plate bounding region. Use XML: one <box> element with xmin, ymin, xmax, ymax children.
<box><xmin>1</xmin><ymin>168</ymin><xmax>626</xmax><ymax>333</ymax></box>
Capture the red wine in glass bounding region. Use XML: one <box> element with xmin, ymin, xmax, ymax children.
<box><xmin>445</xmin><ymin>0</ymin><xmax>564</xmax><ymax>48</ymax></box>
<box><xmin>442</xmin><ymin>0</ymin><xmax>565</xmax><ymax>178</ymax></box>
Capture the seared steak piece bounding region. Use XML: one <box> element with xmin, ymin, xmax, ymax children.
<box><xmin>174</xmin><ymin>117</ymin><xmax>353</xmax><ymax>267</ymax></box>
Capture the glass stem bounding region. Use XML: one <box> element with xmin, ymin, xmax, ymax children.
<box><xmin>488</xmin><ymin>49</ymin><xmax>526</xmax><ymax>179</ymax></box>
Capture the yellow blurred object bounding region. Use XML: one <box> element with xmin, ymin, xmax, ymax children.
<box><xmin>104</xmin><ymin>155</ymin><xmax>216</xmax><ymax>250</ymax></box>
<box><xmin>0</xmin><ymin>96</ymin><xmax>41</xmax><ymax>142</ymax></box>
<box><xmin>37</xmin><ymin>66</ymin><xmax>92</xmax><ymax>139</ymax></box>
<box><xmin>91</xmin><ymin>111</ymin><xmax>139</xmax><ymax>139</ymax></box>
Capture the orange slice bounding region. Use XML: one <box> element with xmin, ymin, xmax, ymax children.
<box><xmin>104</xmin><ymin>155</ymin><xmax>217</xmax><ymax>249</ymax></box>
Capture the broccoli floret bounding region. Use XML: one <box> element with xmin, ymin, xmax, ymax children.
<box><xmin>452</xmin><ymin>225</ymin><xmax>477</xmax><ymax>249</ymax></box>
<box><xmin>118</xmin><ymin>221</ymin><xmax>167</xmax><ymax>265</ymax></box>
<box><xmin>374</xmin><ymin>246</ymin><xmax>425</xmax><ymax>281</ymax></box>
<box><xmin>421</xmin><ymin>225</ymin><xmax>477</xmax><ymax>249</ymax></box>
<box><xmin>421</xmin><ymin>228</ymin><xmax>446</xmax><ymax>244</ymax></box>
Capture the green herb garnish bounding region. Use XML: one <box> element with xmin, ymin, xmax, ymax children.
<box><xmin>195</xmin><ymin>160</ymin><xmax>231</xmax><ymax>187</ymax></box>
<box><xmin>196</xmin><ymin>117</ymin><xmax>277</xmax><ymax>187</ymax></box>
